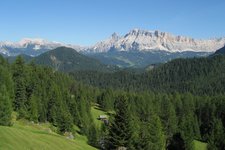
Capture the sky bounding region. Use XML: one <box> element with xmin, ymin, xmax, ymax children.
<box><xmin>0</xmin><ymin>0</ymin><xmax>225</xmax><ymax>45</ymax></box>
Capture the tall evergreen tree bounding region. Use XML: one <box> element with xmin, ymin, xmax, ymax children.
<box><xmin>98</xmin><ymin>89</ymin><xmax>114</xmax><ymax>111</ymax></box>
<box><xmin>12</xmin><ymin>56</ymin><xmax>27</xmax><ymax>118</ymax></box>
<box><xmin>88</xmin><ymin>123</ymin><xmax>99</xmax><ymax>147</ymax></box>
<box><xmin>28</xmin><ymin>94</ymin><xmax>39</xmax><ymax>123</ymax></box>
<box><xmin>0</xmin><ymin>85</ymin><xmax>12</xmax><ymax>126</ymax></box>
<box><xmin>139</xmin><ymin>113</ymin><xmax>165</xmax><ymax>150</ymax></box>
<box><xmin>180</xmin><ymin>114</ymin><xmax>195</xmax><ymax>150</ymax></box>
<box><xmin>160</xmin><ymin>95</ymin><xmax>177</xmax><ymax>145</ymax></box>
<box><xmin>57</xmin><ymin>107</ymin><xmax>73</xmax><ymax>133</ymax></box>
<box><xmin>107</xmin><ymin>94</ymin><xmax>134</xmax><ymax>149</ymax></box>
<box><xmin>208</xmin><ymin>119</ymin><xmax>225</xmax><ymax>150</ymax></box>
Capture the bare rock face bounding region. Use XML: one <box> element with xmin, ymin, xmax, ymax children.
<box><xmin>0</xmin><ymin>38</ymin><xmax>84</xmax><ymax>56</ymax></box>
<box><xmin>64</xmin><ymin>132</ymin><xmax>74</xmax><ymax>140</ymax></box>
<box><xmin>91</xmin><ymin>29</ymin><xmax>225</xmax><ymax>53</ymax></box>
<box><xmin>1</xmin><ymin>29</ymin><xmax>224</xmax><ymax>56</ymax></box>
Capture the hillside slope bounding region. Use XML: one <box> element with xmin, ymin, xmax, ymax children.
<box><xmin>214</xmin><ymin>45</ymin><xmax>225</xmax><ymax>55</ymax></box>
<box><xmin>34</xmin><ymin>47</ymin><xmax>115</xmax><ymax>72</ymax></box>
<box><xmin>0</xmin><ymin>120</ymin><xmax>96</xmax><ymax>150</ymax></box>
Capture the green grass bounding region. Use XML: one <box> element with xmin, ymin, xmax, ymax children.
<box><xmin>0</xmin><ymin>119</ymin><xmax>97</xmax><ymax>150</ymax></box>
<box><xmin>91</xmin><ymin>105</ymin><xmax>108</xmax><ymax>128</ymax></box>
<box><xmin>193</xmin><ymin>140</ymin><xmax>208</xmax><ymax>150</ymax></box>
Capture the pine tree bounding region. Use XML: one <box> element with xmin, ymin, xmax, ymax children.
<box><xmin>47</xmin><ymin>84</ymin><xmax>61</xmax><ymax>125</ymax></box>
<box><xmin>180</xmin><ymin>114</ymin><xmax>195</xmax><ymax>150</ymax></box>
<box><xmin>12</xmin><ymin>56</ymin><xmax>27</xmax><ymax>118</ymax></box>
<box><xmin>88</xmin><ymin>123</ymin><xmax>99</xmax><ymax>147</ymax></box>
<box><xmin>68</xmin><ymin>96</ymin><xmax>81</xmax><ymax>126</ymax></box>
<box><xmin>28</xmin><ymin>94</ymin><xmax>39</xmax><ymax>123</ymax></box>
<box><xmin>57</xmin><ymin>108</ymin><xmax>73</xmax><ymax>133</ymax></box>
<box><xmin>160</xmin><ymin>95</ymin><xmax>177</xmax><ymax>144</ymax></box>
<box><xmin>208</xmin><ymin>119</ymin><xmax>225</xmax><ymax>150</ymax></box>
<box><xmin>98</xmin><ymin>89</ymin><xmax>114</xmax><ymax>111</ymax></box>
<box><xmin>0</xmin><ymin>85</ymin><xmax>12</xmax><ymax>126</ymax></box>
<box><xmin>140</xmin><ymin>113</ymin><xmax>165</xmax><ymax>150</ymax></box>
<box><xmin>107</xmin><ymin>94</ymin><xmax>134</xmax><ymax>149</ymax></box>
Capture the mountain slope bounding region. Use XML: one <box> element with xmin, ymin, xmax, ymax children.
<box><xmin>214</xmin><ymin>45</ymin><xmax>225</xmax><ymax>55</ymax></box>
<box><xmin>87</xmin><ymin>50</ymin><xmax>210</xmax><ymax>68</ymax></box>
<box><xmin>71</xmin><ymin>54</ymin><xmax>225</xmax><ymax>95</ymax></box>
<box><xmin>34</xmin><ymin>47</ymin><xmax>114</xmax><ymax>72</ymax></box>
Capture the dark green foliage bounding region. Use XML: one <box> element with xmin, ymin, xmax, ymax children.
<box><xmin>12</xmin><ymin>56</ymin><xmax>27</xmax><ymax>118</ymax></box>
<box><xmin>71</xmin><ymin>55</ymin><xmax>225</xmax><ymax>95</ymax></box>
<box><xmin>87</xmin><ymin>123</ymin><xmax>99</xmax><ymax>147</ymax></box>
<box><xmin>139</xmin><ymin>113</ymin><xmax>165</xmax><ymax>150</ymax></box>
<box><xmin>107</xmin><ymin>94</ymin><xmax>134</xmax><ymax>149</ymax></box>
<box><xmin>97</xmin><ymin>89</ymin><xmax>114</xmax><ymax>111</ymax></box>
<box><xmin>0</xmin><ymin>85</ymin><xmax>12</xmax><ymax>126</ymax></box>
<box><xmin>28</xmin><ymin>94</ymin><xmax>39</xmax><ymax>123</ymax></box>
<box><xmin>57</xmin><ymin>108</ymin><xmax>73</xmax><ymax>133</ymax></box>
<box><xmin>208</xmin><ymin>119</ymin><xmax>225</xmax><ymax>150</ymax></box>
<box><xmin>0</xmin><ymin>59</ymin><xmax>13</xmax><ymax>126</ymax></box>
<box><xmin>167</xmin><ymin>133</ymin><xmax>185</xmax><ymax>150</ymax></box>
<box><xmin>160</xmin><ymin>95</ymin><xmax>177</xmax><ymax>141</ymax></box>
<box><xmin>1</xmin><ymin>53</ymin><xmax>225</xmax><ymax>150</ymax></box>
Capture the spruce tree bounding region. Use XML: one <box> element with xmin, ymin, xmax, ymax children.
<box><xmin>160</xmin><ymin>95</ymin><xmax>177</xmax><ymax>144</ymax></box>
<box><xmin>208</xmin><ymin>119</ymin><xmax>225</xmax><ymax>150</ymax></box>
<box><xmin>12</xmin><ymin>56</ymin><xmax>27</xmax><ymax>118</ymax></box>
<box><xmin>57</xmin><ymin>108</ymin><xmax>73</xmax><ymax>133</ymax></box>
<box><xmin>180</xmin><ymin>114</ymin><xmax>194</xmax><ymax>150</ymax></box>
<box><xmin>47</xmin><ymin>84</ymin><xmax>61</xmax><ymax>125</ymax></box>
<box><xmin>107</xmin><ymin>94</ymin><xmax>133</xmax><ymax>149</ymax></box>
<box><xmin>0</xmin><ymin>85</ymin><xmax>12</xmax><ymax>126</ymax></box>
<box><xmin>88</xmin><ymin>123</ymin><xmax>99</xmax><ymax>147</ymax></box>
<box><xmin>28</xmin><ymin>94</ymin><xmax>39</xmax><ymax>123</ymax></box>
<box><xmin>140</xmin><ymin>113</ymin><xmax>165</xmax><ymax>150</ymax></box>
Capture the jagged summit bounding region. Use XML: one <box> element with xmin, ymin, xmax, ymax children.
<box><xmin>91</xmin><ymin>29</ymin><xmax>225</xmax><ymax>53</ymax></box>
<box><xmin>0</xmin><ymin>38</ymin><xmax>83</xmax><ymax>56</ymax></box>
<box><xmin>1</xmin><ymin>29</ymin><xmax>225</xmax><ymax>56</ymax></box>
<box><xmin>111</xmin><ymin>32</ymin><xmax>120</xmax><ymax>40</ymax></box>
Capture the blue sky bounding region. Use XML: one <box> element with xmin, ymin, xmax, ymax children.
<box><xmin>0</xmin><ymin>0</ymin><xmax>225</xmax><ymax>45</ymax></box>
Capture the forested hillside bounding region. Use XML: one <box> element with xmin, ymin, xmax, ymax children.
<box><xmin>34</xmin><ymin>47</ymin><xmax>116</xmax><ymax>72</ymax></box>
<box><xmin>1</xmin><ymin>52</ymin><xmax>225</xmax><ymax>149</ymax></box>
<box><xmin>71</xmin><ymin>54</ymin><xmax>225</xmax><ymax>95</ymax></box>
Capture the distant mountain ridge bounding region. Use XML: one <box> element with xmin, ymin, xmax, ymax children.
<box><xmin>89</xmin><ymin>29</ymin><xmax>225</xmax><ymax>53</ymax></box>
<box><xmin>1</xmin><ymin>29</ymin><xmax>225</xmax><ymax>56</ymax></box>
<box><xmin>1</xmin><ymin>29</ymin><xmax>225</xmax><ymax>68</ymax></box>
<box><xmin>34</xmin><ymin>47</ymin><xmax>115</xmax><ymax>72</ymax></box>
<box><xmin>0</xmin><ymin>38</ymin><xmax>83</xmax><ymax>56</ymax></box>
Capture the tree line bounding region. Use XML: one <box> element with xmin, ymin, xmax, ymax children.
<box><xmin>1</xmin><ymin>54</ymin><xmax>225</xmax><ymax>149</ymax></box>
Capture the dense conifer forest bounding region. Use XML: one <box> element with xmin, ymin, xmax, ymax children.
<box><xmin>1</xmin><ymin>53</ymin><xmax>225</xmax><ymax>150</ymax></box>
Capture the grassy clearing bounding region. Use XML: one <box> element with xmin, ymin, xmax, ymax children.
<box><xmin>193</xmin><ymin>140</ymin><xmax>207</xmax><ymax>150</ymax></box>
<box><xmin>0</xmin><ymin>119</ymin><xmax>97</xmax><ymax>150</ymax></box>
<box><xmin>91</xmin><ymin>105</ymin><xmax>108</xmax><ymax>128</ymax></box>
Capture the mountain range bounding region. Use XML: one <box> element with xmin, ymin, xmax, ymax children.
<box><xmin>1</xmin><ymin>29</ymin><xmax>225</xmax><ymax>67</ymax></box>
<box><xmin>89</xmin><ymin>29</ymin><xmax>225</xmax><ymax>53</ymax></box>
